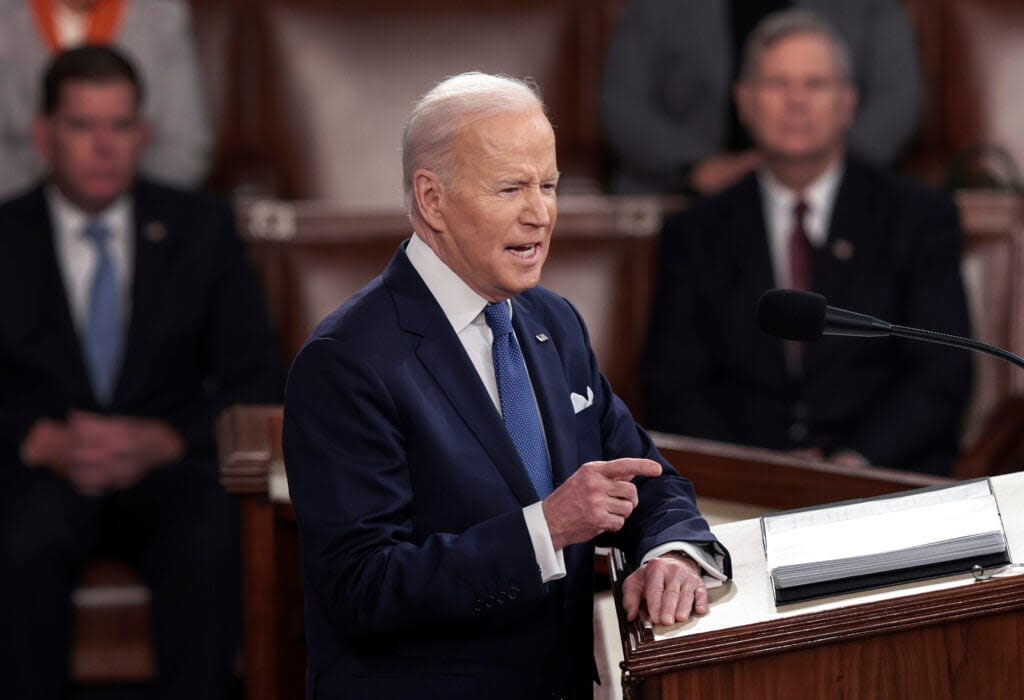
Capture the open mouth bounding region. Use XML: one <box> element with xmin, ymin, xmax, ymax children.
<box><xmin>507</xmin><ymin>242</ymin><xmax>541</xmax><ymax>259</ymax></box>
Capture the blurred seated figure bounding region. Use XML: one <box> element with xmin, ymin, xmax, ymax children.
<box><xmin>0</xmin><ymin>0</ymin><xmax>211</xmax><ymax>198</ymax></box>
<box><xmin>640</xmin><ymin>9</ymin><xmax>971</xmax><ymax>476</ymax></box>
<box><xmin>0</xmin><ymin>46</ymin><xmax>281</xmax><ymax>698</ymax></box>
<box><xmin>601</xmin><ymin>0</ymin><xmax>922</xmax><ymax>195</ymax></box>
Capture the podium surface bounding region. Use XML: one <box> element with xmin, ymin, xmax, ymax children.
<box><xmin>613</xmin><ymin>472</ymin><xmax>1024</xmax><ymax>699</ymax></box>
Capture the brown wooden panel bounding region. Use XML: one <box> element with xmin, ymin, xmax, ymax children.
<box><xmin>654</xmin><ymin>432</ymin><xmax>948</xmax><ymax>511</ymax></box>
<box><xmin>630</xmin><ymin>610</ymin><xmax>1023</xmax><ymax>700</ymax></box>
<box><xmin>611</xmin><ymin>548</ymin><xmax>1024</xmax><ymax>700</ymax></box>
<box><xmin>71</xmin><ymin>560</ymin><xmax>154</xmax><ymax>684</ymax></box>
<box><xmin>238</xmin><ymin>196</ymin><xmax>667</xmax><ymax>414</ymax></box>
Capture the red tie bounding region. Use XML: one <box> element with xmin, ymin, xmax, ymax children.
<box><xmin>788</xmin><ymin>200</ymin><xmax>813</xmax><ymax>290</ymax></box>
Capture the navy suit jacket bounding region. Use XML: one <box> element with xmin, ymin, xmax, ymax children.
<box><xmin>283</xmin><ymin>244</ymin><xmax>728</xmax><ymax>699</ymax></box>
<box><xmin>641</xmin><ymin>156</ymin><xmax>972</xmax><ymax>475</ymax></box>
<box><xmin>0</xmin><ymin>179</ymin><xmax>282</xmax><ymax>467</ymax></box>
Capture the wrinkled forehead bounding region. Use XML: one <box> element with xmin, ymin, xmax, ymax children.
<box><xmin>453</xmin><ymin>109</ymin><xmax>556</xmax><ymax>166</ymax></box>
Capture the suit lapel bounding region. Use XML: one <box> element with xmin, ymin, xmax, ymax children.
<box><xmin>815</xmin><ymin>161</ymin><xmax>868</xmax><ymax>308</ymax></box>
<box><xmin>116</xmin><ymin>182</ymin><xmax>173</xmax><ymax>403</ymax></box>
<box><xmin>385</xmin><ymin>248</ymin><xmax>540</xmax><ymax>505</ymax></box>
<box><xmin>738</xmin><ymin>177</ymin><xmax>790</xmax><ymax>382</ymax></box>
<box><xmin>22</xmin><ymin>187</ymin><xmax>95</xmax><ymax>401</ymax></box>
<box><xmin>805</xmin><ymin>160</ymin><xmax>871</xmax><ymax>375</ymax></box>
<box><xmin>512</xmin><ymin>297</ymin><xmax>577</xmax><ymax>489</ymax></box>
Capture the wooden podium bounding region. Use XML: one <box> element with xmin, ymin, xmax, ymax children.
<box><xmin>611</xmin><ymin>445</ymin><xmax>1024</xmax><ymax>699</ymax></box>
<box><xmin>218</xmin><ymin>407</ymin><xmax>1014</xmax><ymax>699</ymax></box>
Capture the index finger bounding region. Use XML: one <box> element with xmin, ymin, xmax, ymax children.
<box><xmin>590</xmin><ymin>458</ymin><xmax>662</xmax><ymax>481</ymax></box>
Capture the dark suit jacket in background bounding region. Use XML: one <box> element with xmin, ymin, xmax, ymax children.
<box><xmin>0</xmin><ymin>177</ymin><xmax>283</xmax><ymax>697</ymax></box>
<box><xmin>283</xmin><ymin>245</ymin><xmax>729</xmax><ymax>699</ymax></box>
<box><xmin>641</xmin><ymin>156</ymin><xmax>972</xmax><ymax>475</ymax></box>
<box><xmin>0</xmin><ymin>178</ymin><xmax>282</xmax><ymax>466</ymax></box>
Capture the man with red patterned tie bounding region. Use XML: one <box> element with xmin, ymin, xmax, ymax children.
<box><xmin>641</xmin><ymin>8</ymin><xmax>971</xmax><ymax>475</ymax></box>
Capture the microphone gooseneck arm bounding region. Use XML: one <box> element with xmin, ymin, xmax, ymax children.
<box><xmin>757</xmin><ymin>289</ymin><xmax>1024</xmax><ymax>372</ymax></box>
<box><xmin>891</xmin><ymin>325</ymin><xmax>1024</xmax><ymax>371</ymax></box>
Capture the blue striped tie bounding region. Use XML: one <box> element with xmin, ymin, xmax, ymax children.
<box><xmin>82</xmin><ymin>221</ymin><xmax>123</xmax><ymax>405</ymax></box>
<box><xmin>484</xmin><ymin>301</ymin><xmax>554</xmax><ymax>499</ymax></box>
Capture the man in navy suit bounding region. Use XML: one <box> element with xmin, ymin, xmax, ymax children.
<box><xmin>0</xmin><ymin>47</ymin><xmax>282</xmax><ymax>698</ymax></box>
<box><xmin>641</xmin><ymin>9</ymin><xmax>972</xmax><ymax>475</ymax></box>
<box><xmin>283</xmin><ymin>72</ymin><xmax>730</xmax><ymax>699</ymax></box>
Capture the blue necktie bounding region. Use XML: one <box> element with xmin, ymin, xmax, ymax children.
<box><xmin>82</xmin><ymin>221</ymin><xmax>123</xmax><ymax>405</ymax></box>
<box><xmin>484</xmin><ymin>301</ymin><xmax>554</xmax><ymax>499</ymax></box>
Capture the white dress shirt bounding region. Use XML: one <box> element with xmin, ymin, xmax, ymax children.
<box><xmin>759</xmin><ymin>162</ymin><xmax>843</xmax><ymax>290</ymax></box>
<box><xmin>48</xmin><ymin>186</ymin><xmax>134</xmax><ymax>337</ymax></box>
<box><xmin>406</xmin><ymin>234</ymin><xmax>726</xmax><ymax>586</ymax></box>
<box><xmin>759</xmin><ymin>163</ymin><xmax>843</xmax><ymax>374</ymax></box>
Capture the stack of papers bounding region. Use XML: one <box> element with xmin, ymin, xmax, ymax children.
<box><xmin>762</xmin><ymin>479</ymin><xmax>1010</xmax><ymax>604</ymax></box>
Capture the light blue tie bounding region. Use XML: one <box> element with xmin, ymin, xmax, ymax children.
<box><xmin>484</xmin><ymin>301</ymin><xmax>554</xmax><ymax>499</ymax></box>
<box><xmin>82</xmin><ymin>221</ymin><xmax>122</xmax><ymax>405</ymax></box>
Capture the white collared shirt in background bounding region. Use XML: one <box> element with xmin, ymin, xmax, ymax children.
<box><xmin>48</xmin><ymin>186</ymin><xmax>134</xmax><ymax>336</ymax></box>
<box><xmin>760</xmin><ymin>161</ymin><xmax>843</xmax><ymax>289</ymax></box>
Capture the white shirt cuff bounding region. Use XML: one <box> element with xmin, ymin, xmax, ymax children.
<box><xmin>641</xmin><ymin>541</ymin><xmax>728</xmax><ymax>587</ymax></box>
<box><xmin>523</xmin><ymin>502</ymin><xmax>566</xmax><ymax>583</ymax></box>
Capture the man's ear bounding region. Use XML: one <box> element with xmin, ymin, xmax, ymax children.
<box><xmin>413</xmin><ymin>168</ymin><xmax>447</xmax><ymax>232</ymax></box>
<box><xmin>30</xmin><ymin>117</ymin><xmax>52</xmax><ymax>165</ymax></box>
<box><xmin>138</xmin><ymin>118</ymin><xmax>153</xmax><ymax>148</ymax></box>
<box><xmin>837</xmin><ymin>84</ymin><xmax>859</xmax><ymax>133</ymax></box>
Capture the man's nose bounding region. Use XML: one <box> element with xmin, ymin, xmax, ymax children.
<box><xmin>783</xmin><ymin>81</ymin><xmax>815</xmax><ymax>104</ymax></box>
<box><xmin>92</xmin><ymin>127</ymin><xmax>117</xmax><ymax>153</ymax></box>
<box><xmin>521</xmin><ymin>186</ymin><xmax>552</xmax><ymax>227</ymax></box>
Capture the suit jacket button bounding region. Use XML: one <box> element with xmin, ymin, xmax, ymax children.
<box><xmin>789</xmin><ymin>422</ymin><xmax>808</xmax><ymax>442</ymax></box>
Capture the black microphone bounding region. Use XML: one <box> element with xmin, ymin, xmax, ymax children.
<box><xmin>756</xmin><ymin>288</ymin><xmax>1024</xmax><ymax>370</ymax></box>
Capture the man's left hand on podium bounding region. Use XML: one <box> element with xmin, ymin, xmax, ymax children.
<box><xmin>621</xmin><ymin>551</ymin><xmax>709</xmax><ymax>625</ymax></box>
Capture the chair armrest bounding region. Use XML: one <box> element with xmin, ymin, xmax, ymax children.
<box><xmin>954</xmin><ymin>395</ymin><xmax>1024</xmax><ymax>479</ymax></box>
<box><xmin>216</xmin><ymin>404</ymin><xmax>284</xmax><ymax>495</ymax></box>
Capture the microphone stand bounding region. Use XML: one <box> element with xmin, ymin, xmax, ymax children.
<box><xmin>890</xmin><ymin>325</ymin><xmax>1024</xmax><ymax>370</ymax></box>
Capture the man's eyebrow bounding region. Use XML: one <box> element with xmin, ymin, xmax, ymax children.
<box><xmin>498</xmin><ymin>177</ymin><xmax>529</xmax><ymax>187</ymax></box>
<box><xmin>495</xmin><ymin>171</ymin><xmax>561</xmax><ymax>187</ymax></box>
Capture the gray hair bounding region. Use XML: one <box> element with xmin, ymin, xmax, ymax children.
<box><xmin>739</xmin><ymin>8</ymin><xmax>854</xmax><ymax>83</ymax></box>
<box><xmin>401</xmin><ymin>72</ymin><xmax>546</xmax><ymax>213</ymax></box>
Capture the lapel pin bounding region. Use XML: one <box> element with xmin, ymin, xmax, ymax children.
<box><xmin>831</xmin><ymin>238</ymin><xmax>854</xmax><ymax>261</ymax></box>
<box><xmin>144</xmin><ymin>221</ymin><xmax>168</xmax><ymax>243</ymax></box>
<box><xmin>535</xmin><ymin>333</ymin><xmax>549</xmax><ymax>343</ymax></box>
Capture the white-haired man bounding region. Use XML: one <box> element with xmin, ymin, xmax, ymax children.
<box><xmin>283</xmin><ymin>72</ymin><xmax>730</xmax><ymax>699</ymax></box>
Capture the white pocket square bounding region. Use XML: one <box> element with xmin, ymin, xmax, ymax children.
<box><xmin>570</xmin><ymin>386</ymin><xmax>594</xmax><ymax>414</ymax></box>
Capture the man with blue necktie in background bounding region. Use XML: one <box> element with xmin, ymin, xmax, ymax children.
<box><xmin>0</xmin><ymin>46</ymin><xmax>281</xmax><ymax>699</ymax></box>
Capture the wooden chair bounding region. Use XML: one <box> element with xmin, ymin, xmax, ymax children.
<box><xmin>902</xmin><ymin>0</ymin><xmax>1024</xmax><ymax>184</ymax></box>
<box><xmin>70</xmin><ymin>561</ymin><xmax>154</xmax><ymax>684</ymax></box>
<box><xmin>211</xmin><ymin>0</ymin><xmax>621</xmax><ymax>203</ymax></box>
<box><xmin>952</xmin><ymin>191</ymin><xmax>1024</xmax><ymax>477</ymax></box>
<box><xmin>238</xmin><ymin>194</ymin><xmax>664</xmax><ymax>414</ymax></box>
<box><xmin>217</xmin><ymin>405</ymin><xmax>298</xmax><ymax>700</ymax></box>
